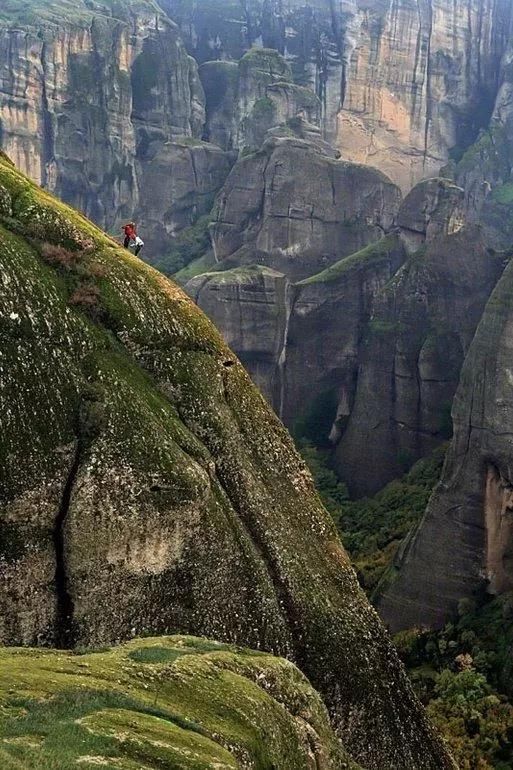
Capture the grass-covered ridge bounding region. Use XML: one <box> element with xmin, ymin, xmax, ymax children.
<box><xmin>299</xmin><ymin>235</ymin><xmax>400</xmax><ymax>285</ymax></box>
<box><xmin>0</xmin><ymin>635</ymin><xmax>356</xmax><ymax>769</ymax></box>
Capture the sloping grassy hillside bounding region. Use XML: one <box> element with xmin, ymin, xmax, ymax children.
<box><xmin>0</xmin><ymin>635</ymin><xmax>357</xmax><ymax>769</ymax></box>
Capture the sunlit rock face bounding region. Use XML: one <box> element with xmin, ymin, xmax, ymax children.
<box><xmin>168</xmin><ymin>0</ymin><xmax>511</xmax><ymax>190</ymax></box>
<box><xmin>0</xmin><ymin>2</ymin><xmax>231</xmax><ymax>255</ymax></box>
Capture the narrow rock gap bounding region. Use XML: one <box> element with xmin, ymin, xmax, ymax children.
<box><xmin>53</xmin><ymin>438</ymin><xmax>82</xmax><ymax>649</ymax></box>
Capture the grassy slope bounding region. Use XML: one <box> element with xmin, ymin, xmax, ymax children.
<box><xmin>298</xmin><ymin>235</ymin><xmax>400</xmax><ymax>285</ymax></box>
<box><xmin>0</xmin><ymin>635</ymin><xmax>355</xmax><ymax>769</ymax></box>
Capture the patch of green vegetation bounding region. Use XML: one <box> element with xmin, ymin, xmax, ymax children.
<box><xmin>174</xmin><ymin>250</ymin><xmax>217</xmax><ymax>283</ymax></box>
<box><xmin>0</xmin><ymin>636</ymin><xmax>355</xmax><ymax>769</ymax></box>
<box><xmin>293</xmin><ymin>390</ymin><xmax>339</xmax><ymax>446</ymax></box>
<box><xmin>300</xmin><ymin>443</ymin><xmax>447</xmax><ymax>594</ymax></box>
<box><xmin>367</xmin><ymin>318</ymin><xmax>402</xmax><ymax>335</ymax></box>
<box><xmin>153</xmin><ymin>214</ymin><xmax>212</xmax><ymax>276</ymax></box>
<box><xmin>0</xmin><ymin>0</ymin><xmax>161</xmax><ymax>27</ymax></box>
<box><xmin>492</xmin><ymin>182</ymin><xmax>513</xmax><ymax>205</ymax></box>
<box><xmin>300</xmin><ymin>235</ymin><xmax>399</xmax><ymax>285</ymax></box>
<box><xmin>239</xmin><ymin>47</ymin><xmax>292</xmax><ymax>83</ymax></box>
<box><xmin>252</xmin><ymin>96</ymin><xmax>276</xmax><ymax>120</ymax></box>
<box><xmin>267</xmin><ymin>81</ymin><xmax>320</xmax><ymax>110</ymax></box>
<box><xmin>397</xmin><ymin>593</ymin><xmax>513</xmax><ymax>769</ymax></box>
<box><xmin>128</xmin><ymin>645</ymin><xmax>190</xmax><ymax>664</ymax></box>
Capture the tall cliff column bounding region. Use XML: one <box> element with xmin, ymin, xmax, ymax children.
<box><xmin>0</xmin><ymin>2</ymin><xmax>208</xmax><ymax>247</ymax></box>
<box><xmin>378</xmin><ymin>255</ymin><xmax>513</xmax><ymax>631</ymax></box>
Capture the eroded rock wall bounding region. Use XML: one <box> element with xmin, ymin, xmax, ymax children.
<box><xmin>378</xmin><ymin>253</ymin><xmax>513</xmax><ymax>631</ymax></box>
<box><xmin>0</xmin><ymin>2</ymin><xmax>231</xmax><ymax>256</ymax></box>
<box><xmin>169</xmin><ymin>0</ymin><xmax>511</xmax><ymax>190</ymax></box>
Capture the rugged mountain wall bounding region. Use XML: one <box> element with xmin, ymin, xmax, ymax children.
<box><xmin>378</xmin><ymin>249</ymin><xmax>513</xmax><ymax>632</ymax></box>
<box><xmin>189</xmin><ymin>169</ymin><xmax>499</xmax><ymax>494</ymax></box>
<box><xmin>335</xmin><ymin>225</ymin><xmax>503</xmax><ymax>496</ymax></box>
<box><xmin>169</xmin><ymin>0</ymin><xmax>512</xmax><ymax>190</ymax></box>
<box><xmin>0</xmin><ymin>636</ymin><xmax>358</xmax><ymax>769</ymax></box>
<box><xmin>200</xmin><ymin>48</ymin><xmax>322</xmax><ymax>151</ymax></box>
<box><xmin>0</xmin><ymin>154</ymin><xmax>454</xmax><ymax>768</ymax></box>
<box><xmin>208</xmin><ymin>123</ymin><xmax>401</xmax><ymax>281</ymax></box>
<box><xmin>0</xmin><ymin>0</ymin><xmax>233</xmax><ymax>256</ymax></box>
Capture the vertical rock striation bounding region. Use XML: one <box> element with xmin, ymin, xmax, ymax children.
<box><xmin>378</xmin><ymin>251</ymin><xmax>513</xmax><ymax>631</ymax></box>
<box><xmin>0</xmin><ymin>1</ymin><xmax>232</xmax><ymax>255</ymax></box>
<box><xmin>169</xmin><ymin>0</ymin><xmax>511</xmax><ymax>189</ymax></box>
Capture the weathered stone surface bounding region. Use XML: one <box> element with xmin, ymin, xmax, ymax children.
<box><xmin>211</xmin><ymin>125</ymin><xmax>401</xmax><ymax>280</ymax></box>
<box><xmin>186</xmin><ymin>265</ymin><xmax>288</xmax><ymax>405</ymax></box>
<box><xmin>170</xmin><ymin>0</ymin><xmax>511</xmax><ymax>190</ymax></box>
<box><xmin>200</xmin><ymin>60</ymin><xmax>240</xmax><ymax>149</ymax></box>
<box><xmin>0</xmin><ymin>1</ymin><xmax>232</xmax><ymax>256</ymax></box>
<box><xmin>137</xmin><ymin>138</ymin><xmax>234</xmax><ymax>257</ymax></box>
<box><xmin>378</xmin><ymin>246</ymin><xmax>513</xmax><ymax>632</ymax></box>
<box><xmin>189</xmin><ymin>174</ymin><xmax>493</xmax><ymax>496</ymax></box>
<box><xmin>335</xmin><ymin>227</ymin><xmax>503</xmax><ymax>496</ymax></box>
<box><xmin>0</xmin><ymin>154</ymin><xmax>454</xmax><ymax>769</ymax></box>
<box><xmin>200</xmin><ymin>48</ymin><xmax>322</xmax><ymax>152</ymax></box>
<box><xmin>398</xmin><ymin>177</ymin><xmax>465</xmax><ymax>253</ymax></box>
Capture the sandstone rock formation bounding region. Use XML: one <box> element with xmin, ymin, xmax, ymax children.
<box><xmin>0</xmin><ymin>635</ymin><xmax>358</xmax><ymax>769</ymax></box>
<box><xmin>170</xmin><ymin>0</ymin><xmax>511</xmax><ymax>190</ymax></box>
<box><xmin>335</xmin><ymin>226</ymin><xmax>503</xmax><ymax>496</ymax></box>
<box><xmin>200</xmin><ymin>48</ymin><xmax>322</xmax><ymax>152</ymax></box>
<box><xmin>209</xmin><ymin>124</ymin><xmax>401</xmax><ymax>281</ymax></box>
<box><xmin>190</xmin><ymin>172</ymin><xmax>499</xmax><ymax>495</ymax></box>
<box><xmin>0</xmin><ymin>0</ymin><xmax>232</xmax><ymax>256</ymax></box>
<box><xmin>0</xmin><ymin>154</ymin><xmax>454</xmax><ymax>768</ymax></box>
<box><xmin>378</xmin><ymin>248</ymin><xmax>513</xmax><ymax>632</ymax></box>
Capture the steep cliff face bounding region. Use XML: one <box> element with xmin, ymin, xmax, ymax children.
<box><xmin>0</xmin><ymin>636</ymin><xmax>358</xmax><ymax>769</ymax></box>
<box><xmin>200</xmin><ymin>48</ymin><xmax>322</xmax><ymax>152</ymax></box>
<box><xmin>335</xmin><ymin>226</ymin><xmax>503</xmax><ymax>496</ymax></box>
<box><xmin>378</xmin><ymin>250</ymin><xmax>513</xmax><ymax>632</ymax></box>
<box><xmin>209</xmin><ymin>124</ymin><xmax>401</xmax><ymax>281</ymax></box>
<box><xmin>0</xmin><ymin>154</ymin><xmax>454</xmax><ymax>768</ymax></box>
<box><xmin>169</xmin><ymin>0</ymin><xmax>511</xmax><ymax>190</ymax></box>
<box><xmin>189</xmin><ymin>172</ymin><xmax>497</xmax><ymax>495</ymax></box>
<box><xmin>0</xmin><ymin>0</ymin><xmax>232</xmax><ymax>256</ymax></box>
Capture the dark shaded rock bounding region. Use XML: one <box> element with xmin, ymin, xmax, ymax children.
<box><xmin>137</xmin><ymin>139</ymin><xmax>234</xmax><ymax>257</ymax></box>
<box><xmin>335</xmin><ymin>227</ymin><xmax>503</xmax><ymax>497</ymax></box>
<box><xmin>378</xmin><ymin>244</ymin><xmax>513</xmax><ymax>632</ymax></box>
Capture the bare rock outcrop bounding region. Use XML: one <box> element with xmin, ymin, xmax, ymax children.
<box><xmin>0</xmin><ymin>1</ymin><xmax>232</xmax><ymax>255</ymax></box>
<box><xmin>170</xmin><ymin>0</ymin><xmax>511</xmax><ymax>190</ymax></box>
<box><xmin>210</xmin><ymin>124</ymin><xmax>401</xmax><ymax>281</ymax></box>
<box><xmin>378</xmin><ymin>247</ymin><xmax>513</xmax><ymax>631</ymax></box>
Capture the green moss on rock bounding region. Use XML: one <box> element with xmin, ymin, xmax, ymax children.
<box><xmin>0</xmin><ymin>636</ymin><xmax>357</xmax><ymax>769</ymax></box>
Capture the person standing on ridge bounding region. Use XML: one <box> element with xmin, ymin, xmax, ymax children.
<box><xmin>123</xmin><ymin>222</ymin><xmax>136</xmax><ymax>249</ymax></box>
<box><xmin>122</xmin><ymin>222</ymin><xmax>144</xmax><ymax>256</ymax></box>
